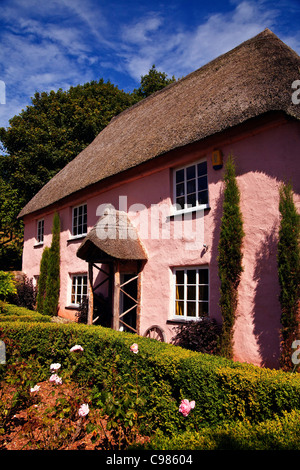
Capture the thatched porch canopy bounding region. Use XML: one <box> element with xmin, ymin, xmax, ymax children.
<box><xmin>76</xmin><ymin>210</ymin><xmax>148</xmax><ymax>263</ymax></box>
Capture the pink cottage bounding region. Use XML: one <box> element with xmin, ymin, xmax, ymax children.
<box><xmin>19</xmin><ymin>30</ymin><xmax>300</xmax><ymax>368</ymax></box>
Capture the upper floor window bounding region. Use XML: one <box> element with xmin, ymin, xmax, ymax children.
<box><xmin>174</xmin><ymin>267</ymin><xmax>209</xmax><ymax>319</ymax></box>
<box><xmin>174</xmin><ymin>160</ymin><xmax>208</xmax><ymax>213</ymax></box>
<box><xmin>37</xmin><ymin>219</ymin><xmax>44</xmax><ymax>244</ymax></box>
<box><xmin>72</xmin><ymin>204</ymin><xmax>87</xmax><ymax>237</ymax></box>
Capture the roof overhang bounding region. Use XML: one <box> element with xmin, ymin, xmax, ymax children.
<box><xmin>76</xmin><ymin>210</ymin><xmax>148</xmax><ymax>263</ymax></box>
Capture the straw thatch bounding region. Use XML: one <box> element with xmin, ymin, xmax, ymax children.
<box><xmin>76</xmin><ymin>210</ymin><xmax>148</xmax><ymax>262</ymax></box>
<box><xmin>19</xmin><ymin>29</ymin><xmax>300</xmax><ymax>218</ymax></box>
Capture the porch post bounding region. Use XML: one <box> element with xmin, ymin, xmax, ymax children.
<box><xmin>87</xmin><ymin>262</ymin><xmax>94</xmax><ymax>325</ymax></box>
<box><xmin>113</xmin><ymin>260</ymin><xmax>120</xmax><ymax>331</ymax></box>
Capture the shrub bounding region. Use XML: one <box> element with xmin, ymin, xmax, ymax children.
<box><xmin>277</xmin><ymin>182</ymin><xmax>300</xmax><ymax>371</ymax></box>
<box><xmin>217</xmin><ymin>155</ymin><xmax>244</xmax><ymax>359</ymax></box>
<box><xmin>0</xmin><ymin>271</ymin><xmax>17</xmax><ymax>301</ymax></box>
<box><xmin>2</xmin><ymin>321</ymin><xmax>300</xmax><ymax>437</ymax></box>
<box><xmin>11</xmin><ymin>275</ymin><xmax>37</xmax><ymax>310</ymax></box>
<box><xmin>171</xmin><ymin>318</ymin><xmax>222</xmax><ymax>355</ymax></box>
<box><xmin>43</xmin><ymin>213</ymin><xmax>60</xmax><ymax>316</ymax></box>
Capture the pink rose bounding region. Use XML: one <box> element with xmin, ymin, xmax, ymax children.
<box><xmin>179</xmin><ymin>399</ymin><xmax>195</xmax><ymax>417</ymax></box>
<box><xmin>78</xmin><ymin>403</ymin><xmax>89</xmax><ymax>417</ymax></box>
<box><xmin>70</xmin><ymin>344</ymin><xmax>84</xmax><ymax>352</ymax></box>
<box><xmin>49</xmin><ymin>373</ymin><xmax>62</xmax><ymax>385</ymax></box>
<box><xmin>130</xmin><ymin>343</ymin><xmax>139</xmax><ymax>354</ymax></box>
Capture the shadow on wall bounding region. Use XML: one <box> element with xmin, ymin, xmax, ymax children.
<box><xmin>252</xmin><ymin>224</ymin><xmax>281</xmax><ymax>368</ymax></box>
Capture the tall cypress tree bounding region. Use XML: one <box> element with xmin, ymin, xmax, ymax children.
<box><xmin>43</xmin><ymin>212</ymin><xmax>60</xmax><ymax>316</ymax></box>
<box><xmin>36</xmin><ymin>246</ymin><xmax>50</xmax><ymax>313</ymax></box>
<box><xmin>278</xmin><ymin>183</ymin><xmax>300</xmax><ymax>370</ymax></box>
<box><xmin>218</xmin><ymin>155</ymin><xmax>244</xmax><ymax>359</ymax></box>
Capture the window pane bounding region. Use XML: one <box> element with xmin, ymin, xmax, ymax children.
<box><xmin>187</xmin><ymin>193</ymin><xmax>196</xmax><ymax>207</ymax></box>
<box><xmin>197</xmin><ymin>162</ymin><xmax>207</xmax><ymax>177</ymax></box>
<box><xmin>176</xmin><ymin>285</ymin><xmax>184</xmax><ymax>300</ymax></box>
<box><xmin>199</xmin><ymin>302</ymin><xmax>209</xmax><ymax>317</ymax></box>
<box><xmin>198</xmin><ymin>190</ymin><xmax>208</xmax><ymax>205</ymax></box>
<box><xmin>187</xmin><ymin>302</ymin><xmax>196</xmax><ymax>317</ymax></box>
<box><xmin>176</xmin><ymin>196</ymin><xmax>185</xmax><ymax>210</ymax></box>
<box><xmin>198</xmin><ymin>175</ymin><xmax>208</xmax><ymax>191</ymax></box>
<box><xmin>199</xmin><ymin>285</ymin><xmax>209</xmax><ymax>301</ymax></box>
<box><xmin>187</xmin><ymin>269</ymin><xmax>196</xmax><ymax>284</ymax></box>
<box><xmin>176</xmin><ymin>183</ymin><xmax>185</xmax><ymax>197</ymax></box>
<box><xmin>176</xmin><ymin>270</ymin><xmax>184</xmax><ymax>284</ymax></box>
<box><xmin>198</xmin><ymin>269</ymin><xmax>208</xmax><ymax>284</ymax></box>
<box><xmin>186</xmin><ymin>165</ymin><xmax>195</xmax><ymax>180</ymax></box>
<box><xmin>187</xmin><ymin>179</ymin><xmax>196</xmax><ymax>194</ymax></box>
<box><xmin>187</xmin><ymin>285</ymin><xmax>196</xmax><ymax>300</ymax></box>
<box><xmin>175</xmin><ymin>300</ymin><xmax>184</xmax><ymax>316</ymax></box>
<box><xmin>176</xmin><ymin>169</ymin><xmax>184</xmax><ymax>183</ymax></box>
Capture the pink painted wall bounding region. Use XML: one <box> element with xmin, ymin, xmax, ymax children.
<box><xmin>22</xmin><ymin>117</ymin><xmax>300</xmax><ymax>368</ymax></box>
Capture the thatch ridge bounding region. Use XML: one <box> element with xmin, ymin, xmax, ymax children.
<box><xmin>19</xmin><ymin>29</ymin><xmax>300</xmax><ymax>218</ymax></box>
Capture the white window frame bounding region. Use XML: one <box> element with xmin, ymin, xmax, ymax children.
<box><xmin>71</xmin><ymin>203</ymin><xmax>87</xmax><ymax>238</ymax></box>
<box><xmin>70</xmin><ymin>273</ymin><xmax>88</xmax><ymax>307</ymax></box>
<box><xmin>173</xmin><ymin>159</ymin><xmax>209</xmax><ymax>215</ymax></box>
<box><xmin>173</xmin><ymin>266</ymin><xmax>209</xmax><ymax>320</ymax></box>
<box><xmin>36</xmin><ymin>219</ymin><xmax>44</xmax><ymax>244</ymax></box>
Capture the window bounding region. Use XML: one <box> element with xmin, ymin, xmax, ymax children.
<box><xmin>72</xmin><ymin>204</ymin><xmax>87</xmax><ymax>237</ymax></box>
<box><xmin>71</xmin><ymin>274</ymin><xmax>88</xmax><ymax>306</ymax></box>
<box><xmin>174</xmin><ymin>160</ymin><xmax>208</xmax><ymax>212</ymax></box>
<box><xmin>174</xmin><ymin>267</ymin><xmax>209</xmax><ymax>319</ymax></box>
<box><xmin>37</xmin><ymin>219</ymin><xmax>44</xmax><ymax>244</ymax></box>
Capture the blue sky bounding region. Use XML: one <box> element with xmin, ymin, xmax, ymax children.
<box><xmin>0</xmin><ymin>0</ymin><xmax>299</xmax><ymax>128</ymax></box>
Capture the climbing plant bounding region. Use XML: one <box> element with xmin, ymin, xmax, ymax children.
<box><xmin>217</xmin><ymin>155</ymin><xmax>244</xmax><ymax>359</ymax></box>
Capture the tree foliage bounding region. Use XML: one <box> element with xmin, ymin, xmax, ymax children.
<box><xmin>133</xmin><ymin>65</ymin><xmax>176</xmax><ymax>99</ymax></box>
<box><xmin>0</xmin><ymin>68</ymin><xmax>176</xmax><ymax>270</ymax></box>
<box><xmin>36</xmin><ymin>246</ymin><xmax>50</xmax><ymax>314</ymax></box>
<box><xmin>277</xmin><ymin>182</ymin><xmax>300</xmax><ymax>370</ymax></box>
<box><xmin>217</xmin><ymin>155</ymin><xmax>244</xmax><ymax>359</ymax></box>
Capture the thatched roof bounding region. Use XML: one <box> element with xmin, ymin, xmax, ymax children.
<box><xmin>76</xmin><ymin>210</ymin><xmax>148</xmax><ymax>262</ymax></box>
<box><xmin>19</xmin><ymin>29</ymin><xmax>300</xmax><ymax>218</ymax></box>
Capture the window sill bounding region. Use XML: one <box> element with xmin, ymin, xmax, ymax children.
<box><xmin>167</xmin><ymin>317</ymin><xmax>205</xmax><ymax>324</ymax></box>
<box><xmin>67</xmin><ymin>234</ymin><xmax>87</xmax><ymax>243</ymax></box>
<box><xmin>34</xmin><ymin>242</ymin><xmax>44</xmax><ymax>248</ymax></box>
<box><xmin>65</xmin><ymin>305</ymin><xmax>79</xmax><ymax>310</ymax></box>
<box><xmin>167</xmin><ymin>204</ymin><xmax>210</xmax><ymax>219</ymax></box>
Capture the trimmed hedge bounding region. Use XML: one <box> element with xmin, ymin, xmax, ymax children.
<box><xmin>1</xmin><ymin>321</ymin><xmax>300</xmax><ymax>438</ymax></box>
<box><xmin>145</xmin><ymin>409</ymin><xmax>300</xmax><ymax>450</ymax></box>
<box><xmin>0</xmin><ymin>303</ymin><xmax>52</xmax><ymax>322</ymax></box>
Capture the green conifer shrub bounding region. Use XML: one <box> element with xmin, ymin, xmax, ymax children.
<box><xmin>36</xmin><ymin>247</ymin><xmax>50</xmax><ymax>313</ymax></box>
<box><xmin>43</xmin><ymin>213</ymin><xmax>60</xmax><ymax>316</ymax></box>
<box><xmin>277</xmin><ymin>183</ymin><xmax>300</xmax><ymax>371</ymax></box>
<box><xmin>217</xmin><ymin>155</ymin><xmax>244</xmax><ymax>359</ymax></box>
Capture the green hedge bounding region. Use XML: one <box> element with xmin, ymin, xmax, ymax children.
<box><xmin>1</xmin><ymin>321</ymin><xmax>300</xmax><ymax>437</ymax></box>
<box><xmin>145</xmin><ymin>409</ymin><xmax>300</xmax><ymax>450</ymax></box>
<box><xmin>0</xmin><ymin>302</ymin><xmax>52</xmax><ymax>322</ymax></box>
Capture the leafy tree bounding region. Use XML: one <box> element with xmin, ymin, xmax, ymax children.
<box><xmin>0</xmin><ymin>68</ymin><xmax>176</xmax><ymax>270</ymax></box>
<box><xmin>36</xmin><ymin>246</ymin><xmax>50</xmax><ymax>314</ymax></box>
<box><xmin>0</xmin><ymin>271</ymin><xmax>17</xmax><ymax>301</ymax></box>
<box><xmin>43</xmin><ymin>213</ymin><xmax>60</xmax><ymax>316</ymax></box>
<box><xmin>277</xmin><ymin>182</ymin><xmax>300</xmax><ymax>370</ymax></box>
<box><xmin>133</xmin><ymin>65</ymin><xmax>176</xmax><ymax>99</ymax></box>
<box><xmin>217</xmin><ymin>155</ymin><xmax>244</xmax><ymax>359</ymax></box>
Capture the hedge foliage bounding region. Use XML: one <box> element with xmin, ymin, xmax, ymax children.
<box><xmin>0</xmin><ymin>302</ymin><xmax>52</xmax><ymax>322</ymax></box>
<box><xmin>1</xmin><ymin>320</ymin><xmax>300</xmax><ymax>441</ymax></box>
